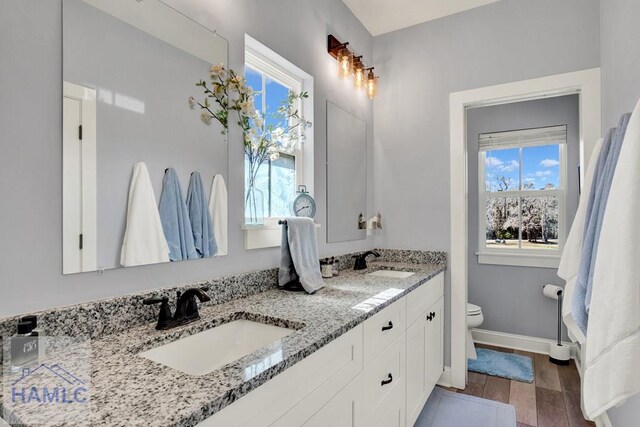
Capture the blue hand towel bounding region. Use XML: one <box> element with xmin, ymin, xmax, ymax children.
<box><xmin>159</xmin><ymin>168</ymin><xmax>198</xmax><ymax>261</ymax></box>
<box><xmin>186</xmin><ymin>172</ymin><xmax>217</xmax><ymax>258</ymax></box>
<box><xmin>573</xmin><ymin>113</ymin><xmax>631</xmax><ymax>334</ymax></box>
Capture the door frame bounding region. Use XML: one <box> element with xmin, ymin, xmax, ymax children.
<box><xmin>448</xmin><ymin>68</ymin><xmax>601</xmax><ymax>389</ymax></box>
<box><xmin>63</xmin><ymin>81</ymin><xmax>97</xmax><ymax>274</ymax></box>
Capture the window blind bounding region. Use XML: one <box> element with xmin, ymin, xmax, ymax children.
<box><xmin>478</xmin><ymin>125</ymin><xmax>567</xmax><ymax>151</ymax></box>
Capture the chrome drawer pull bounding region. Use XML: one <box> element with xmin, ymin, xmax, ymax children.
<box><xmin>381</xmin><ymin>373</ymin><xmax>393</xmax><ymax>386</ymax></box>
<box><xmin>381</xmin><ymin>321</ymin><xmax>394</xmax><ymax>331</ymax></box>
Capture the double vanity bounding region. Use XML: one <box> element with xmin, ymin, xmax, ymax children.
<box><xmin>0</xmin><ymin>251</ymin><xmax>446</xmax><ymax>427</ymax></box>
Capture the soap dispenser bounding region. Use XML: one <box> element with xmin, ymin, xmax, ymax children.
<box><xmin>11</xmin><ymin>321</ymin><xmax>39</xmax><ymax>371</ymax></box>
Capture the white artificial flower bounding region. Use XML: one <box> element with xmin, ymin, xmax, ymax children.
<box><xmin>188</xmin><ymin>96</ymin><xmax>196</xmax><ymax>109</ymax></box>
<box><xmin>200</xmin><ymin>111</ymin><xmax>212</xmax><ymax>125</ymax></box>
<box><xmin>271</xmin><ymin>127</ymin><xmax>285</xmax><ymax>139</ymax></box>
<box><xmin>210</xmin><ymin>63</ymin><xmax>224</xmax><ymax>77</ymax></box>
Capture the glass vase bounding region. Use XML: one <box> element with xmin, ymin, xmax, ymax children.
<box><xmin>245</xmin><ymin>184</ymin><xmax>265</xmax><ymax>226</ymax></box>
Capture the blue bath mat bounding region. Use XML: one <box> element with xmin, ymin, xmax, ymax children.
<box><xmin>468</xmin><ymin>348</ymin><xmax>534</xmax><ymax>383</ymax></box>
<box><xmin>415</xmin><ymin>387</ymin><xmax>516</xmax><ymax>427</ymax></box>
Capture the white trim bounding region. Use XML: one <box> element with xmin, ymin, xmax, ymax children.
<box><xmin>477</xmin><ymin>252</ymin><xmax>560</xmax><ymax>268</ymax></box>
<box><xmin>243</xmin><ymin>35</ymin><xmax>316</xmax><ymax>249</ymax></box>
<box><xmin>471</xmin><ymin>328</ymin><xmax>579</xmax><ymax>359</ymax></box>
<box><xmin>245</xmin><ymin>34</ymin><xmax>314</xmax><ymax>197</ymax></box>
<box><xmin>477</xmin><ymin>127</ymin><xmax>568</xmax><ymax>263</ymax></box>
<box><xmin>437</xmin><ymin>366</ymin><xmax>452</xmax><ymax>388</ymax></box>
<box><xmin>63</xmin><ymin>81</ymin><xmax>97</xmax><ymax>274</ymax></box>
<box><xmin>243</xmin><ymin>223</ymin><xmax>321</xmax><ymax>250</ymax></box>
<box><xmin>449</xmin><ymin>68</ymin><xmax>602</xmax><ymax>390</ymax></box>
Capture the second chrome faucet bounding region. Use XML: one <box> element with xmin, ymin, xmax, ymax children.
<box><xmin>144</xmin><ymin>287</ymin><xmax>211</xmax><ymax>330</ymax></box>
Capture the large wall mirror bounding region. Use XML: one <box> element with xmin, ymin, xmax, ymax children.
<box><xmin>326</xmin><ymin>101</ymin><xmax>367</xmax><ymax>243</ymax></box>
<box><xmin>62</xmin><ymin>0</ymin><xmax>228</xmax><ymax>274</ymax></box>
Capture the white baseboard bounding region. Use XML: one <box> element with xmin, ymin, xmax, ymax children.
<box><xmin>472</xmin><ymin>328</ymin><xmax>579</xmax><ymax>359</ymax></box>
<box><xmin>437</xmin><ymin>366</ymin><xmax>452</xmax><ymax>388</ymax></box>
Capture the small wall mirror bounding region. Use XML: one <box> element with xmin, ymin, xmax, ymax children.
<box><xmin>62</xmin><ymin>0</ymin><xmax>228</xmax><ymax>274</ymax></box>
<box><xmin>326</xmin><ymin>101</ymin><xmax>367</xmax><ymax>243</ymax></box>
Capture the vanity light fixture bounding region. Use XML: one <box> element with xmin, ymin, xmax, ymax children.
<box><xmin>328</xmin><ymin>34</ymin><xmax>378</xmax><ymax>98</ymax></box>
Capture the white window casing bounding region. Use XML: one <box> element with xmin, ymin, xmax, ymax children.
<box><xmin>243</xmin><ymin>34</ymin><xmax>315</xmax><ymax>249</ymax></box>
<box><xmin>477</xmin><ymin>125</ymin><xmax>568</xmax><ymax>268</ymax></box>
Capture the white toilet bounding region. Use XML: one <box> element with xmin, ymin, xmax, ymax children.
<box><xmin>467</xmin><ymin>303</ymin><xmax>484</xmax><ymax>360</ymax></box>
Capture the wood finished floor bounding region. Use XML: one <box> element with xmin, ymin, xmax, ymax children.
<box><xmin>454</xmin><ymin>344</ymin><xmax>595</xmax><ymax>427</ymax></box>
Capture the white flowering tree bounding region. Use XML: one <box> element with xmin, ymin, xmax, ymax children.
<box><xmin>486</xmin><ymin>175</ymin><xmax>559</xmax><ymax>246</ymax></box>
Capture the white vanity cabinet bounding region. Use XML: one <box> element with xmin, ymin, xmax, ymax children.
<box><xmin>405</xmin><ymin>274</ymin><xmax>445</xmax><ymax>427</ymax></box>
<box><xmin>199</xmin><ymin>272</ymin><xmax>444</xmax><ymax>427</ymax></box>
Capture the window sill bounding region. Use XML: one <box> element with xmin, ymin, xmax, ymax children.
<box><xmin>243</xmin><ymin>222</ymin><xmax>321</xmax><ymax>250</ymax></box>
<box><xmin>476</xmin><ymin>251</ymin><xmax>560</xmax><ymax>269</ymax></box>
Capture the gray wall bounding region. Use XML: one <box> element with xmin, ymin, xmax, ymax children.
<box><xmin>600</xmin><ymin>0</ymin><xmax>640</xmax><ymax>129</ymax></box>
<box><xmin>467</xmin><ymin>95</ymin><xmax>580</xmax><ymax>342</ymax></box>
<box><xmin>0</xmin><ymin>0</ymin><xmax>374</xmax><ymax>317</ymax></box>
<box><xmin>63</xmin><ymin>0</ymin><xmax>228</xmax><ymax>269</ymax></box>
<box><xmin>600</xmin><ymin>0</ymin><xmax>640</xmax><ymax>425</ymax></box>
<box><xmin>373</xmin><ymin>0</ymin><xmax>600</xmax><ymax>363</ymax></box>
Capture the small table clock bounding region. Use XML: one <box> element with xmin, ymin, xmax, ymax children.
<box><xmin>292</xmin><ymin>185</ymin><xmax>316</xmax><ymax>218</ymax></box>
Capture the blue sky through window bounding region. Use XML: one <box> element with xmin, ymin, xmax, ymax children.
<box><xmin>485</xmin><ymin>144</ymin><xmax>560</xmax><ymax>191</ymax></box>
<box><xmin>244</xmin><ymin>66</ymin><xmax>296</xmax><ymax>218</ymax></box>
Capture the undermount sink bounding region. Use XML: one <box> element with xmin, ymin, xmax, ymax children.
<box><xmin>366</xmin><ymin>270</ymin><xmax>415</xmax><ymax>279</ymax></box>
<box><xmin>139</xmin><ymin>320</ymin><xmax>295</xmax><ymax>375</ymax></box>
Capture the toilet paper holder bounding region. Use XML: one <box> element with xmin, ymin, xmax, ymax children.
<box><xmin>543</xmin><ymin>284</ymin><xmax>570</xmax><ymax>365</ymax></box>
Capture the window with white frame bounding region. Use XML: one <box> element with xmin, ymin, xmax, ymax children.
<box><xmin>244</xmin><ymin>48</ymin><xmax>304</xmax><ymax>220</ymax></box>
<box><xmin>478</xmin><ymin>125</ymin><xmax>567</xmax><ymax>266</ymax></box>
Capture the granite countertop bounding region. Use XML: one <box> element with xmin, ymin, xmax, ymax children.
<box><xmin>3</xmin><ymin>261</ymin><xmax>445</xmax><ymax>427</ymax></box>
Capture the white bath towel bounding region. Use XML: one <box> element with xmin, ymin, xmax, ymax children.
<box><xmin>557</xmin><ymin>137</ymin><xmax>604</xmax><ymax>344</ymax></box>
<box><xmin>208</xmin><ymin>174</ymin><xmax>228</xmax><ymax>256</ymax></box>
<box><xmin>583</xmin><ymin>98</ymin><xmax>640</xmax><ymax>419</ymax></box>
<box><xmin>120</xmin><ymin>162</ymin><xmax>170</xmax><ymax>267</ymax></box>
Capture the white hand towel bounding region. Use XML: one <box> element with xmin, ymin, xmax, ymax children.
<box><xmin>557</xmin><ymin>137</ymin><xmax>604</xmax><ymax>344</ymax></box>
<box><xmin>208</xmin><ymin>174</ymin><xmax>228</xmax><ymax>256</ymax></box>
<box><xmin>120</xmin><ymin>162</ymin><xmax>170</xmax><ymax>267</ymax></box>
<box><xmin>583</xmin><ymin>98</ymin><xmax>640</xmax><ymax>419</ymax></box>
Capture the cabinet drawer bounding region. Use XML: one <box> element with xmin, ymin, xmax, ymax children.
<box><xmin>406</xmin><ymin>273</ymin><xmax>443</xmax><ymax>326</ymax></box>
<box><xmin>364</xmin><ymin>297</ymin><xmax>406</xmax><ymax>365</ymax></box>
<box><xmin>363</xmin><ymin>333</ymin><xmax>406</xmax><ymax>414</ymax></box>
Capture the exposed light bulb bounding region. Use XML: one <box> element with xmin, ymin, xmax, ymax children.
<box><xmin>353</xmin><ymin>64</ymin><xmax>365</xmax><ymax>89</ymax></box>
<box><xmin>365</xmin><ymin>69</ymin><xmax>377</xmax><ymax>99</ymax></box>
<box><xmin>337</xmin><ymin>49</ymin><xmax>352</xmax><ymax>79</ymax></box>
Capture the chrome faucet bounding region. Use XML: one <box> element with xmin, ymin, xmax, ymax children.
<box><xmin>143</xmin><ymin>287</ymin><xmax>210</xmax><ymax>330</ymax></box>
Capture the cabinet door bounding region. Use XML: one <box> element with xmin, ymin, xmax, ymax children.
<box><xmin>425</xmin><ymin>298</ymin><xmax>444</xmax><ymax>391</ymax></box>
<box><xmin>300</xmin><ymin>375</ymin><xmax>363</xmax><ymax>427</ymax></box>
<box><xmin>405</xmin><ymin>319</ymin><xmax>426</xmax><ymax>426</ymax></box>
